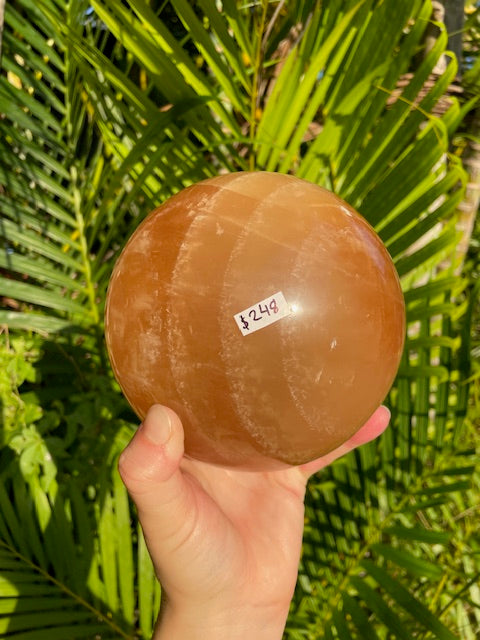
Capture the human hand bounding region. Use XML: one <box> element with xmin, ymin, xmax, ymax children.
<box><xmin>119</xmin><ymin>405</ymin><xmax>390</xmax><ymax>639</ymax></box>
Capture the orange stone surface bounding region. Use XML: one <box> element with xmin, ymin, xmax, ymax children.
<box><xmin>105</xmin><ymin>172</ymin><xmax>405</xmax><ymax>469</ymax></box>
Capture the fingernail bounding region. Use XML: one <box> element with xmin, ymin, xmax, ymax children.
<box><xmin>141</xmin><ymin>405</ymin><xmax>172</xmax><ymax>445</ymax></box>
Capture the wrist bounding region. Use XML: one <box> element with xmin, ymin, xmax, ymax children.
<box><xmin>154</xmin><ymin>600</ymin><xmax>289</xmax><ymax>640</ymax></box>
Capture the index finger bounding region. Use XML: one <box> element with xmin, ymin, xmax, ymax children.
<box><xmin>298</xmin><ymin>405</ymin><xmax>391</xmax><ymax>480</ymax></box>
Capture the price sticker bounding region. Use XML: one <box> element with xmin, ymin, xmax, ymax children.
<box><xmin>234</xmin><ymin>291</ymin><xmax>291</xmax><ymax>336</ymax></box>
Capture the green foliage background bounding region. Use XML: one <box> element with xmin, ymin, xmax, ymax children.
<box><xmin>0</xmin><ymin>0</ymin><xmax>479</xmax><ymax>638</ymax></box>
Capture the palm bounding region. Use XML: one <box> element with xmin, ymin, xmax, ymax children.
<box><xmin>164</xmin><ymin>459</ymin><xmax>306</xmax><ymax>605</ymax></box>
<box><xmin>132</xmin><ymin>407</ymin><xmax>389</xmax><ymax>614</ymax></box>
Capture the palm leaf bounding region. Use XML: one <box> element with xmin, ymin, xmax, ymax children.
<box><xmin>0</xmin><ymin>424</ymin><xmax>157</xmax><ymax>639</ymax></box>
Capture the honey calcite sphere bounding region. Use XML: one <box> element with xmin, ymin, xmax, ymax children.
<box><xmin>105</xmin><ymin>172</ymin><xmax>405</xmax><ymax>470</ymax></box>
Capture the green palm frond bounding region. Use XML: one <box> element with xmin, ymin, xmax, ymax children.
<box><xmin>0</xmin><ymin>0</ymin><xmax>214</xmax><ymax>335</ymax></box>
<box><xmin>0</xmin><ymin>426</ymin><xmax>159</xmax><ymax>639</ymax></box>
<box><xmin>0</xmin><ymin>0</ymin><xmax>478</xmax><ymax>638</ymax></box>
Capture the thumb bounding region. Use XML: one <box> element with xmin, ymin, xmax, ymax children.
<box><xmin>118</xmin><ymin>404</ymin><xmax>194</xmax><ymax>547</ymax></box>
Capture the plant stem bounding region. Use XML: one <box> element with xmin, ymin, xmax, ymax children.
<box><xmin>64</xmin><ymin>7</ymin><xmax>106</xmax><ymax>365</ymax></box>
<box><xmin>249</xmin><ymin>0</ymin><xmax>269</xmax><ymax>171</ymax></box>
<box><xmin>70</xmin><ymin>164</ymin><xmax>100</xmax><ymax>327</ymax></box>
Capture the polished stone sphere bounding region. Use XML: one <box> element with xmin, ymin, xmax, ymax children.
<box><xmin>105</xmin><ymin>172</ymin><xmax>405</xmax><ymax>469</ymax></box>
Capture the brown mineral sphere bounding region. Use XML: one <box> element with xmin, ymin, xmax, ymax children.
<box><xmin>105</xmin><ymin>171</ymin><xmax>405</xmax><ymax>470</ymax></box>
